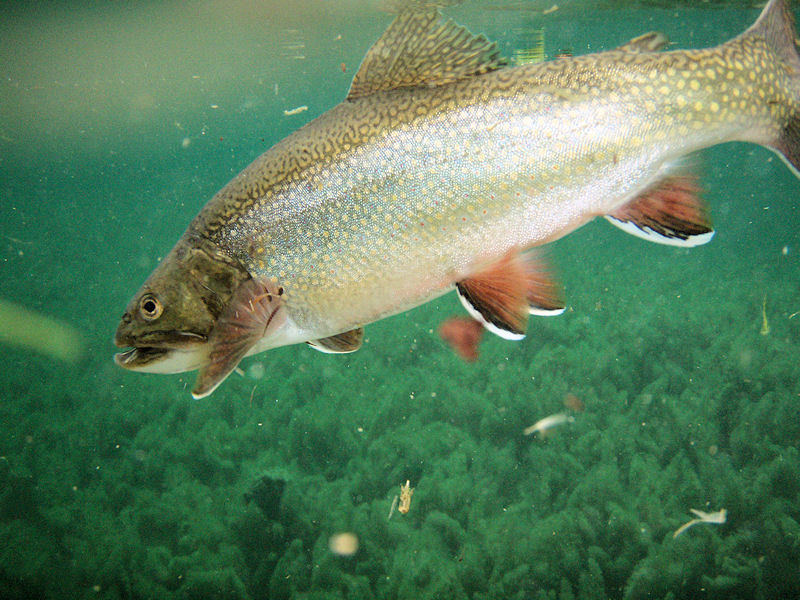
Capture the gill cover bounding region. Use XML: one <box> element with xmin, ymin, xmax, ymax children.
<box><xmin>114</xmin><ymin>234</ymin><xmax>250</xmax><ymax>372</ymax></box>
<box><xmin>192</xmin><ymin>279</ymin><xmax>286</xmax><ymax>399</ymax></box>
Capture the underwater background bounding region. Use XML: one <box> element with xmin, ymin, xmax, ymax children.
<box><xmin>1</xmin><ymin>1</ymin><xmax>799</xmax><ymax>598</ymax></box>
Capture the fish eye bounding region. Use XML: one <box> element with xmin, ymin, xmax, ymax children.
<box><xmin>139</xmin><ymin>294</ymin><xmax>163</xmax><ymax>321</ymax></box>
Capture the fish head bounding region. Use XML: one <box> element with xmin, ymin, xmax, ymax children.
<box><xmin>114</xmin><ymin>236</ymin><xmax>249</xmax><ymax>374</ymax></box>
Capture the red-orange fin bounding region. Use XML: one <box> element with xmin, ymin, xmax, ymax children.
<box><xmin>456</xmin><ymin>249</ymin><xmax>564</xmax><ymax>340</ymax></box>
<box><xmin>524</xmin><ymin>254</ymin><xmax>567</xmax><ymax>317</ymax></box>
<box><xmin>606</xmin><ymin>175</ymin><xmax>714</xmax><ymax>247</ymax></box>
<box><xmin>438</xmin><ymin>317</ymin><xmax>484</xmax><ymax>362</ymax></box>
<box><xmin>192</xmin><ymin>279</ymin><xmax>284</xmax><ymax>399</ymax></box>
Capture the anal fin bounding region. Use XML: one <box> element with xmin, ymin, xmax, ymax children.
<box><xmin>307</xmin><ymin>328</ymin><xmax>364</xmax><ymax>353</ymax></box>
<box><xmin>456</xmin><ymin>249</ymin><xmax>564</xmax><ymax>340</ymax></box>
<box><xmin>192</xmin><ymin>279</ymin><xmax>285</xmax><ymax>399</ymax></box>
<box><xmin>606</xmin><ymin>175</ymin><xmax>714</xmax><ymax>247</ymax></box>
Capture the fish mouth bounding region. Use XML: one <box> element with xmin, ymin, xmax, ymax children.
<box><xmin>114</xmin><ymin>331</ymin><xmax>208</xmax><ymax>373</ymax></box>
<box><xmin>114</xmin><ymin>346</ymin><xmax>172</xmax><ymax>370</ymax></box>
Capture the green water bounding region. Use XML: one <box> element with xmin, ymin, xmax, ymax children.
<box><xmin>1</xmin><ymin>1</ymin><xmax>799</xmax><ymax>598</ymax></box>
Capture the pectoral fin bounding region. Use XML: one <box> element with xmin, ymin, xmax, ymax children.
<box><xmin>192</xmin><ymin>279</ymin><xmax>284</xmax><ymax>399</ymax></box>
<box><xmin>606</xmin><ymin>175</ymin><xmax>714</xmax><ymax>247</ymax></box>
<box><xmin>308</xmin><ymin>328</ymin><xmax>364</xmax><ymax>353</ymax></box>
<box><xmin>456</xmin><ymin>249</ymin><xmax>564</xmax><ymax>340</ymax></box>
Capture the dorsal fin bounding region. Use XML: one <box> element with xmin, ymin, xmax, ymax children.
<box><xmin>347</xmin><ymin>9</ymin><xmax>506</xmax><ymax>100</ymax></box>
<box><xmin>615</xmin><ymin>31</ymin><xmax>669</xmax><ymax>53</ymax></box>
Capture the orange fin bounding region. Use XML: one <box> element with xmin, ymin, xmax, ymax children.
<box><xmin>192</xmin><ymin>279</ymin><xmax>284</xmax><ymax>399</ymax></box>
<box><xmin>606</xmin><ymin>175</ymin><xmax>714</xmax><ymax>247</ymax></box>
<box><xmin>456</xmin><ymin>250</ymin><xmax>564</xmax><ymax>340</ymax></box>
<box><xmin>438</xmin><ymin>317</ymin><xmax>484</xmax><ymax>362</ymax></box>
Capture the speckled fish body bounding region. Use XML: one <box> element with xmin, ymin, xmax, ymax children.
<box><xmin>115</xmin><ymin>0</ymin><xmax>800</xmax><ymax>397</ymax></box>
<box><xmin>207</xmin><ymin>5</ymin><xmax>797</xmax><ymax>343</ymax></box>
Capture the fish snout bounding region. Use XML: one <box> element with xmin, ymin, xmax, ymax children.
<box><xmin>114</xmin><ymin>315</ymin><xmax>135</xmax><ymax>348</ymax></box>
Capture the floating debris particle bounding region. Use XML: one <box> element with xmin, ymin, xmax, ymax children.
<box><xmin>329</xmin><ymin>532</ymin><xmax>359</xmax><ymax>556</ymax></box>
<box><xmin>673</xmin><ymin>508</ymin><xmax>727</xmax><ymax>538</ymax></box>
<box><xmin>523</xmin><ymin>412</ymin><xmax>575</xmax><ymax>437</ymax></box>
<box><xmin>283</xmin><ymin>105</ymin><xmax>308</xmax><ymax>116</ymax></box>
<box><xmin>563</xmin><ymin>392</ymin><xmax>584</xmax><ymax>413</ymax></box>
<box><xmin>0</xmin><ymin>298</ymin><xmax>84</xmax><ymax>363</ymax></box>
<box><xmin>388</xmin><ymin>494</ymin><xmax>398</xmax><ymax>520</ymax></box>
<box><xmin>247</xmin><ymin>362</ymin><xmax>266</xmax><ymax>379</ymax></box>
<box><xmin>248</xmin><ymin>385</ymin><xmax>257</xmax><ymax>407</ymax></box>
<box><xmin>760</xmin><ymin>295</ymin><xmax>770</xmax><ymax>335</ymax></box>
<box><xmin>398</xmin><ymin>480</ymin><xmax>414</xmax><ymax>514</ymax></box>
<box><xmin>543</xmin><ymin>4</ymin><xmax>559</xmax><ymax>14</ymax></box>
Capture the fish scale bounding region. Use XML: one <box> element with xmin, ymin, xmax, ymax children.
<box><xmin>115</xmin><ymin>0</ymin><xmax>800</xmax><ymax>397</ymax></box>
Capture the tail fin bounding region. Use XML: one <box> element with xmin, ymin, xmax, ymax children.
<box><xmin>744</xmin><ymin>0</ymin><xmax>800</xmax><ymax>175</ymax></box>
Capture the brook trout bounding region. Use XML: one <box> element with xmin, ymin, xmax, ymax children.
<box><xmin>115</xmin><ymin>0</ymin><xmax>800</xmax><ymax>398</ymax></box>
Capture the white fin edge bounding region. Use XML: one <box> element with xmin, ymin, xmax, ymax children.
<box><xmin>529</xmin><ymin>306</ymin><xmax>566</xmax><ymax>317</ymax></box>
<box><xmin>306</xmin><ymin>340</ymin><xmax>361</xmax><ymax>354</ymax></box>
<box><xmin>457</xmin><ymin>288</ymin><xmax>525</xmax><ymax>341</ymax></box>
<box><xmin>605</xmin><ymin>215</ymin><xmax>715</xmax><ymax>248</ymax></box>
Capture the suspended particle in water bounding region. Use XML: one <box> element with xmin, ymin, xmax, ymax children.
<box><xmin>329</xmin><ymin>532</ymin><xmax>359</xmax><ymax>556</ymax></box>
<box><xmin>247</xmin><ymin>362</ymin><xmax>265</xmax><ymax>379</ymax></box>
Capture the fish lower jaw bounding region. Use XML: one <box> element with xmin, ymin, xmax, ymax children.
<box><xmin>114</xmin><ymin>345</ymin><xmax>209</xmax><ymax>374</ymax></box>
